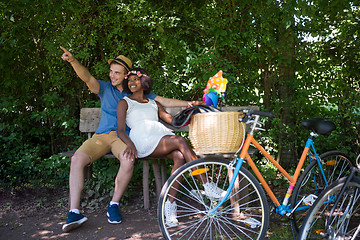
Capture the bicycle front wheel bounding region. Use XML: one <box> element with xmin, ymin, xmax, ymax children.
<box><xmin>290</xmin><ymin>151</ymin><xmax>353</xmax><ymax>233</ymax></box>
<box><xmin>158</xmin><ymin>158</ymin><xmax>269</xmax><ymax>240</ymax></box>
<box><xmin>298</xmin><ymin>176</ymin><xmax>360</xmax><ymax>240</ymax></box>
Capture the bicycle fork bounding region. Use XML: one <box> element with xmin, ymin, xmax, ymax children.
<box><xmin>207</xmin><ymin>157</ymin><xmax>263</xmax><ymax>229</ymax></box>
<box><xmin>208</xmin><ymin>157</ymin><xmax>245</xmax><ymax>216</ymax></box>
<box><xmin>208</xmin><ymin>118</ymin><xmax>258</xmax><ymax>216</ymax></box>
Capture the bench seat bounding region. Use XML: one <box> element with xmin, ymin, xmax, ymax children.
<box><xmin>60</xmin><ymin>105</ymin><xmax>259</xmax><ymax>209</ymax></box>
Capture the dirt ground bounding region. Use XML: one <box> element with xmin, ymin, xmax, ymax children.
<box><xmin>0</xmin><ymin>186</ymin><xmax>163</xmax><ymax>240</ymax></box>
<box><xmin>0</xmin><ymin>185</ymin><xmax>292</xmax><ymax>240</ymax></box>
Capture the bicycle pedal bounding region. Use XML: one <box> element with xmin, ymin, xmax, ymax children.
<box><xmin>269</xmin><ymin>203</ymin><xmax>276</xmax><ymax>215</ymax></box>
<box><xmin>303</xmin><ymin>194</ymin><xmax>318</xmax><ymax>206</ymax></box>
<box><xmin>243</xmin><ymin>218</ymin><xmax>262</xmax><ymax>228</ymax></box>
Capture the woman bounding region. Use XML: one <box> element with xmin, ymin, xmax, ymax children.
<box><xmin>117</xmin><ymin>68</ymin><xmax>225</xmax><ymax>227</ymax></box>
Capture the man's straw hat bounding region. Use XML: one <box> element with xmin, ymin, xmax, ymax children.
<box><xmin>107</xmin><ymin>55</ymin><xmax>132</xmax><ymax>72</ymax></box>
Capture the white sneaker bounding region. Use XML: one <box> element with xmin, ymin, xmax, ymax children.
<box><xmin>165</xmin><ymin>200</ymin><xmax>178</xmax><ymax>227</ymax></box>
<box><xmin>203</xmin><ymin>182</ymin><xmax>227</xmax><ymax>201</ymax></box>
<box><xmin>191</xmin><ymin>189</ymin><xmax>205</xmax><ymax>201</ymax></box>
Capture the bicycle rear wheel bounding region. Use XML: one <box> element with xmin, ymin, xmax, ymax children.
<box><xmin>290</xmin><ymin>151</ymin><xmax>353</xmax><ymax>234</ymax></box>
<box><xmin>158</xmin><ymin>158</ymin><xmax>269</xmax><ymax>240</ymax></box>
<box><xmin>298</xmin><ymin>176</ymin><xmax>360</xmax><ymax>239</ymax></box>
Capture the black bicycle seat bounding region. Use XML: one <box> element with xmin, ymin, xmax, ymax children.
<box><xmin>301</xmin><ymin>117</ymin><xmax>336</xmax><ymax>136</ymax></box>
<box><xmin>172</xmin><ymin>105</ymin><xmax>221</xmax><ymax>128</ymax></box>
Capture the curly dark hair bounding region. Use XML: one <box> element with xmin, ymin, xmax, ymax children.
<box><xmin>122</xmin><ymin>68</ymin><xmax>153</xmax><ymax>95</ymax></box>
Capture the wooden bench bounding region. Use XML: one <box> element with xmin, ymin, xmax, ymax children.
<box><xmin>60</xmin><ymin>105</ymin><xmax>259</xmax><ymax>209</ymax></box>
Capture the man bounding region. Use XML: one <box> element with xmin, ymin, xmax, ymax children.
<box><xmin>60</xmin><ymin>46</ymin><xmax>201</xmax><ymax>232</ymax></box>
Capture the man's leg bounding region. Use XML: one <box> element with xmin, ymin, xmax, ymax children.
<box><xmin>62</xmin><ymin>151</ymin><xmax>91</xmax><ymax>232</ymax></box>
<box><xmin>63</xmin><ymin>133</ymin><xmax>111</xmax><ymax>232</ymax></box>
<box><xmin>69</xmin><ymin>151</ymin><xmax>92</xmax><ymax>210</ymax></box>
<box><xmin>112</xmin><ymin>154</ymin><xmax>134</xmax><ymax>203</ymax></box>
<box><xmin>107</xmin><ymin>136</ymin><xmax>132</xmax><ymax>224</ymax></box>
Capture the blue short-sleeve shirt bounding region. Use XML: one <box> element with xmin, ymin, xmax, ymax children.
<box><xmin>96</xmin><ymin>80</ymin><xmax>157</xmax><ymax>134</ymax></box>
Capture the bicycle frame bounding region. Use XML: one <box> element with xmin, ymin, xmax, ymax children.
<box><xmin>209</xmin><ymin>115</ymin><xmax>329</xmax><ymax>216</ymax></box>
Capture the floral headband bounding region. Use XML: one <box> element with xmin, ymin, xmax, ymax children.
<box><xmin>124</xmin><ymin>70</ymin><xmax>148</xmax><ymax>79</ymax></box>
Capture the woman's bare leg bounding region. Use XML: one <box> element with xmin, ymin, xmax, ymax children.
<box><xmin>164</xmin><ymin>150</ymin><xmax>185</xmax><ymax>202</ymax></box>
<box><xmin>150</xmin><ymin>135</ymin><xmax>197</xmax><ymax>162</ymax></box>
<box><xmin>150</xmin><ymin>136</ymin><xmax>200</xmax><ymax>203</ymax></box>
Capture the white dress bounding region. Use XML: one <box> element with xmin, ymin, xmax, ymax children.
<box><xmin>124</xmin><ymin>97</ymin><xmax>174</xmax><ymax>158</ymax></box>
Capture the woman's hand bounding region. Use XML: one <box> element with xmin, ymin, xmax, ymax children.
<box><xmin>188</xmin><ymin>100</ymin><xmax>205</xmax><ymax>106</ymax></box>
<box><xmin>123</xmin><ymin>143</ymin><xmax>137</xmax><ymax>161</ymax></box>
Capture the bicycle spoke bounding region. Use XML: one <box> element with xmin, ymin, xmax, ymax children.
<box><xmin>298</xmin><ymin>177</ymin><xmax>360</xmax><ymax>240</ymax></box>
<box><xmin>290</xmin><ymin>151</ymin><xmax>353</xmax><ymax>234</ymax></box>
<box><xmin>158</xmin><ymin>159</ymin><xmax>269</xmax><ymax>240</ymax></box>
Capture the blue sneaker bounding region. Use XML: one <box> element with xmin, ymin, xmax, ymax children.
<box><xmin>107</xmin><ymin>204</ymin><xmax>122</xmax><ymax>224</ymax></box>
<box><xmin>62</xmin><ymin>212</ymin><xmax>88</xmax><ymax>232</ymax></box>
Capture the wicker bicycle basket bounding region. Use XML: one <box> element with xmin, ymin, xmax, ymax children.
<box><xmin>189</xmin><ymin>111</ymin><xmax>245</xmax><ymax>154</ymax></box>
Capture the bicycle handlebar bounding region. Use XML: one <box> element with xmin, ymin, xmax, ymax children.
<box><xmin>241</xmin><ymin>109</ymin><xmax>276</xmax><ymax>119</ymax></box>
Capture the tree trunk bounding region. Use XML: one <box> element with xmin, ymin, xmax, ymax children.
<box><xmin>277</xmin><ymin>25</ymin><xmax>297</xmax><ymax>167</ymax></box>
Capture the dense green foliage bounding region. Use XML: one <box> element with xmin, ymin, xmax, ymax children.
<box><xmin>1</xmin><ymin>0</ymin><xmax>359</xmax><ymax>196</ymax></box>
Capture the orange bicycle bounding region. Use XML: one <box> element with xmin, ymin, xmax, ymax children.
<box><xmin>158</xmin><ymin>109</ymin><xmax>353</xmax><ymax>239</ymax></box>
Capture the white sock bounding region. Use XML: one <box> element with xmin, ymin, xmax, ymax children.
<box><xmin>110</xmin><ymin>201</ymin><xmax>119</xmax><ymax>206</ymax></box>
<box><xmin>69</xmin><ymin>209</ymin><xmax>80</xmax><ymax>214</ymax></box>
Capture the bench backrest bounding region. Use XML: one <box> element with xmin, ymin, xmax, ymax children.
<box><xmin>79</xmin><ymin>106</ymin><xmax>259</xmax><ymax>134</ymax></box>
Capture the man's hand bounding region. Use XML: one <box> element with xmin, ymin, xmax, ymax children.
<box><xmin>60</xmin><ymin>46</ymin><xmax>75</xmax><ymax>63</ymax></box>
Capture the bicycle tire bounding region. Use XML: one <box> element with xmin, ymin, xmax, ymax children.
<box><xmin>298</xmin><ymin>176</ymin><xmax>360</xmax><ymax>240</ymax></box>
<box><xmin>290</xmin><ymin>151</ymin><xmax>353</xmax><ymax>234</ymax></box>
<box><xmin>157</xmin><ymin>158</ymin><xmax>269</xmax><ymax>240</ymax></box>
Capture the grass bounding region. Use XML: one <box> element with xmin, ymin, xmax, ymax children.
<box><xmin>267</xmin><ymin>214</ymin><xmax>295</xmax><ymax>239</ymax></box>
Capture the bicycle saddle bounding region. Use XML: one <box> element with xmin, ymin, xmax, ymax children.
<box><xmin>301</xmin><ymin>117</ymin><xmax>336</xmax><ymax>136</ymax></box>
<box><xmin>172</xmin><ymin>105</ymin><xmax>221</xmax><ymax>128</ymax></box>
